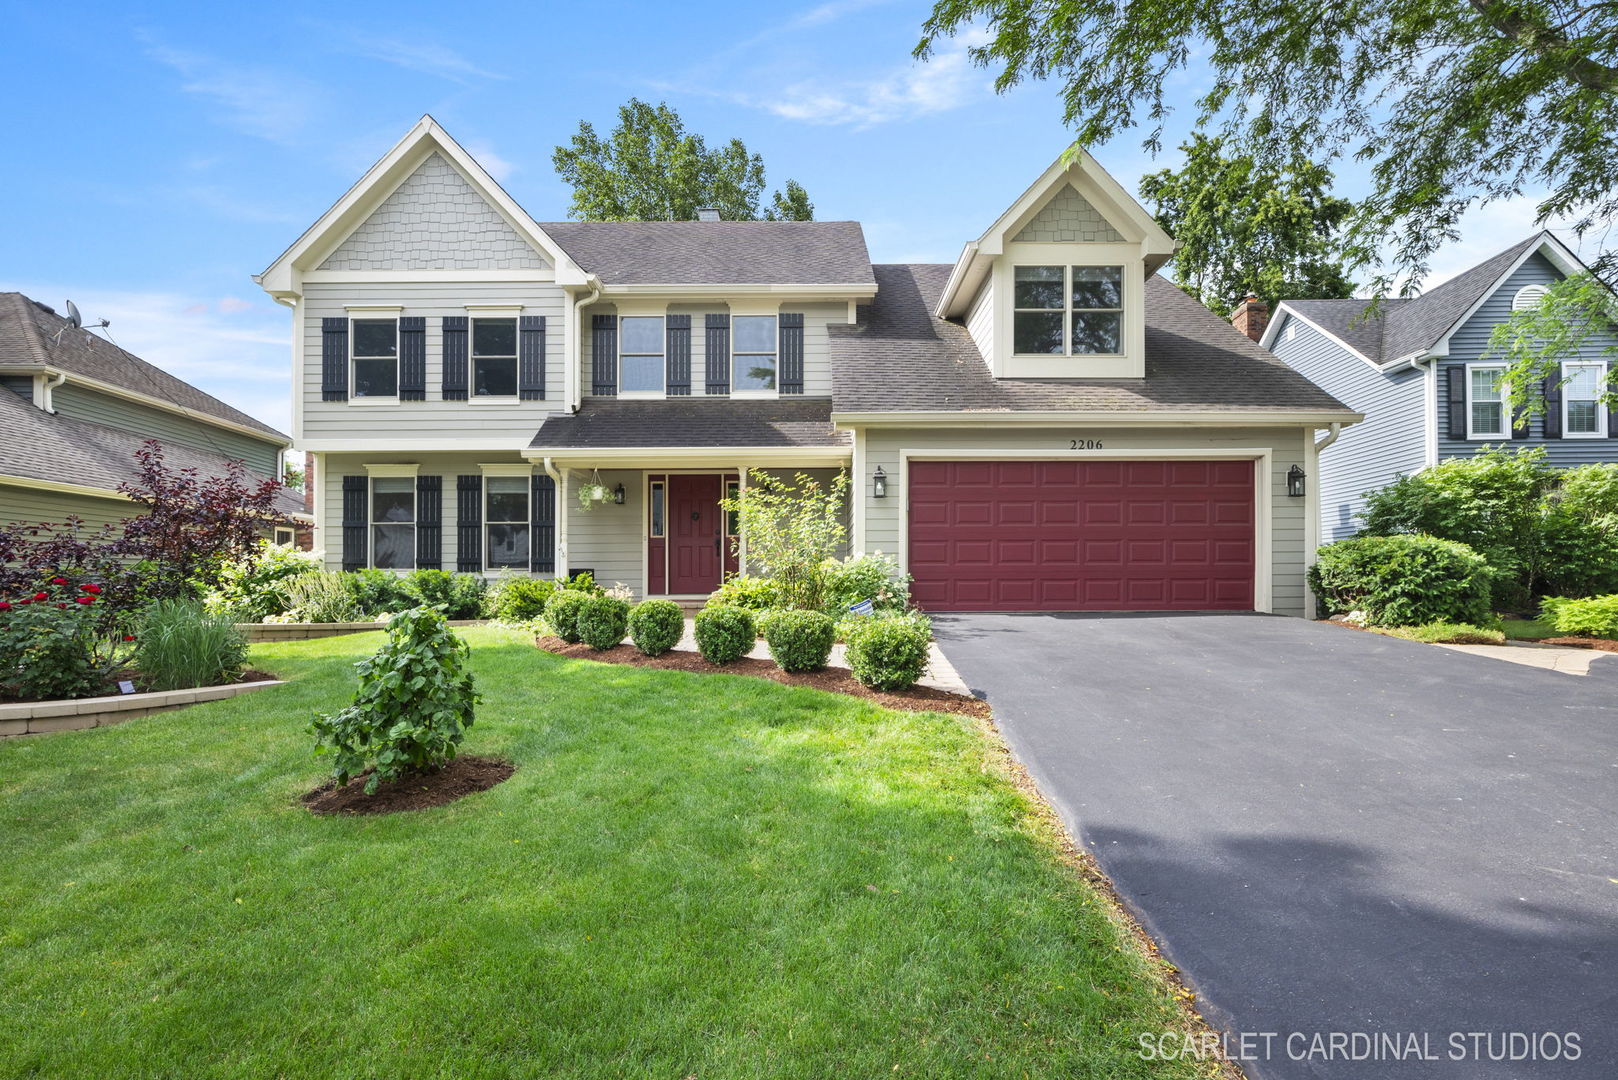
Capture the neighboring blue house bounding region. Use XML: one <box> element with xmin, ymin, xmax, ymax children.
<box><xmin>1265</xmin><ymin>232</ymin><xmax>1618</xmax><ymax>541</ymax></box>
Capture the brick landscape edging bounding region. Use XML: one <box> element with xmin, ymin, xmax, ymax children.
<box><xmin>239</xmin><ymin>620</ymin><xmax>486</xmax><ymax>642</ymax></box>
<box><xmin>0</xmin><ymin>680</ymin><xmax>283</xmax><ymax>737</ymax></box>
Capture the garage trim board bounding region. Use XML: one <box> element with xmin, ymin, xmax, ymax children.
<box><xmin>897</xmin><ymin>447</ymin><xmax>1273</xmax><ymax>613</ymax></box>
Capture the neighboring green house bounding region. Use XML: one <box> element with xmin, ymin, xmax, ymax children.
<box><xmin>0</xmin><ymin>291</ymin><xmax>307</xmax><ymax>538</ymax></box>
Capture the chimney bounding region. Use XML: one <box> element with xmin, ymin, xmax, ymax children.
<box><xmin>1230</xmin><ymin>293</ymin><xmax>1269</xmax><ymax>342</ymax></box>
<box><xmin>695</xmin><ymin>206</ymin><xmax>721</xmax><ymax>222</ymax></box>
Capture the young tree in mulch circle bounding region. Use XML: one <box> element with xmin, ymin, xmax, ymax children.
<box><xmin>719</xmin><ymin>470</ymin><xmax>849</xmax><ymax>612</ymax></box>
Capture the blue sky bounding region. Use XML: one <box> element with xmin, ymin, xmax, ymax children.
<box><xmin>0</xmin><ymin>0</ymin><xmax>1592</xmax><ymax>437</ymax></box>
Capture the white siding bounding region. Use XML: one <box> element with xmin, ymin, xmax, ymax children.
<box><xmin>966</xmin><ymin>277</ymin><xmax>994</xmax><ymax>361</ymax></box>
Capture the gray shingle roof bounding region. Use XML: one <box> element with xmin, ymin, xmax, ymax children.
<box><xmin>537</xmin><ymin>221</ymin><xmax>875</xmax><ymax>286</ymax></box>
<box><xmin>829</xmin><ymin>265</ymin><xmax>1354</xmax><ymax>414</ymax></box>
<box><xmin>0</xmin><ymin>387</ymin><xmax>306</xmax><ymax>518</ymax></box>
<box><xmin>1276</xmin><ymin>234</ymin><xmax>1543</xmax><ymax>364</ymax></box>
<box><xmin>529</xmin><ymin>398</ymin><xmax>850</xmax><ymax>450</ymax></box>
<box><xmin>0</xmin><ymin>292</ymin><xmax>288</xmax><ymax>441</ymax></box>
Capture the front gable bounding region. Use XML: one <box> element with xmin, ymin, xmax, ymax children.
<box><xmin>1010</xmin><ymin>184</ymin><xmax>1124</xmax><ymax>244</ymax></box>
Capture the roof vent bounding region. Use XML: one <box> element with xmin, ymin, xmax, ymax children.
<box><xmin>695</xmin><ymin>207</ymin><xmax>721</xmax><ymax>222</ymax></box>
<box><xmin>1512</xmin><ymin>283</ymin><xmax>1549</xmax><ymax>311</ymax></box>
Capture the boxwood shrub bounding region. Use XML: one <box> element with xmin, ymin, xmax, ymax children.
<box><xmin>628</xmin><ymin>599</ymin><xmax>685</xmax><ymax>656</ymax></box>
<box><xmin>694</xmin><ymin>605</ymin><xmax>754</xmax><ymax>665</ymax></box>
<box><xmin>1540</xmin><ymin>594</ymin><xmax>1618</xmax><ymax>639</ymax></box>
<box><xmin>545</xmin><ymin>589</ymin><xmax>592</xmax><ymax>643</ymax></box>
<box><xmin>1308</xmin><ymin>534</ymin><xmax>1492</xmax><ymax>627</ymax></box>
<box><xmin>763</xmin><ymin>609</ymin><xmax>836</xmax><ymax>673</ymax></box>
<box><xmin>845</xmin><ymin>615</ymin><xmax>932</xmax><ymax>691</ymax></box>
<box><xmin>576</xmin><ymin>595</ymin><xmax>630</xmax><ymax>650</ymax></box>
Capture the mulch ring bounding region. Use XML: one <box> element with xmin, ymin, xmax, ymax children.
<box><xmin>535</xmin><ymin>636</ymin><xmax>989</xmax><ymax>719</ymax></box>
<box><xmin>302</xmin><ymin>756</ymin><xmax>515</xmax><ymax>815</ymax></box>
<box><xmin>1539</xmin><ymin>636</ymin><xmax>1618</xmax><ymax>653</ymax></box>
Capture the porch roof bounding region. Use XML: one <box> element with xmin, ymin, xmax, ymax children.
<box><xmin>528</xmin><ymin>398</ymin><xmax>852</xmax><ymax>452</ymax></box>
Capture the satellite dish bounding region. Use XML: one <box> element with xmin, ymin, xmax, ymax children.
<box><xmin>64</xmin><ymin>300</ymin><xmax>82</xmax><ymax>329</ymax></box>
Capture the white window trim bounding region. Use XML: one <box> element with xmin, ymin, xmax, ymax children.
<box><xmin>618</xmin><ymin>313</ymin><xmax>667</xmax><ymax>398</ymax></box>
<box><xmin>273</xmin><ymin>527</ymin><xmax>296</xmax><ymax>546</ymax></box>
<box><xmin>469</xmin><ymin>311</ymin><xmax>521</xmax><ymax>402</ymax></box>
<box><xmin>349</xmin><ymin>314</ymin><xmax>401</xmax><ymax>404</ymax></box>
<box><xmin>730</xmin><ymin>312</ymin><xmax>780</xmax><ymax>398</ymax></box>
<box><xmin>1465</xmin><ymin>362</ymin><xmax>1509</xmax><ymax>440</ymax></box>
<box><xmin>1561</xmin><ymin>360</ymin><xmax>1608</xmax><ymax>439</ymax></box>
<box><xmin>483</xmin><ymin>472</ymin><xmax>532</xmax><ymax>572</ymax></box>
<box><xmin>367</xmin><ymin>473</ymin><xmax>417</xmax><ymax>572</ymax></box>
<box><xmin>1011</xmin><ymin>264</ymin><xmax>1125</xmax><ymax>358</ymax></box>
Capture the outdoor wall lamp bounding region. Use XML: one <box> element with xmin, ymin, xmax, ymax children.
<box><xmin>1286</xmin><ymin>465</ymin><xmax>1306</xmax><ymax>498</ymax></box>
<box><xmin>613</xmin><ymin>483</ymin><xmax>626</xmax><ymax>505</ymax></box>
<box><xmin>872</xmin><ymin>465</ymin><xmax>888</xmax><ymax>499</ymax></box>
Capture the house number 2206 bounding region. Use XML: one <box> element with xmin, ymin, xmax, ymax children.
<box><xmin>1070</xmin><ymin>438</ymin><xmax>1104</xmax><ymax>450</ymax></box>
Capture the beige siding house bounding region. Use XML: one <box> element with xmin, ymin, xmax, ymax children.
<box><xmin>259</xmin><ymin>116</ymin><xmax>1358</xmax><ymax>616</ymax></box>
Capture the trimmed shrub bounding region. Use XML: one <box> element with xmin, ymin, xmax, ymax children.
<box><xmin>404</xmin><ymin>569</ymin><xmax>485</xmax><ymax>619</ymax></box>
<box><xmin>845</xmin><ymin>615</ymin><xmax>932</xmax><ymax>691</ymax></box>
<box><xmin>1541</xmin><ymin>595</ymin><xmax>1618</xmax><ymax>639</ymax></box>
<box><xmin>487</xmin><ymin>576</ymin><xmax>557</xmax><ymax>623</ymax></box>
<box><xmin>576</xmin><ymin>595</ymin><xmax>630</xmax><ymax>650</ymax></box>
<box><xmin>134</xmin><ymin>599</ymin><xmax>249</xmax><ymax>691</ymax></box>
<box><xmin>1309</xmin><ymin>534</ymin><xmax>1492</xmax><ymax>627</ymax></box>
<box><xmin>694</xmin><ymin>605</ymin><xmax>754</xmax><ymax>665</ymax></box>
<box><xmin>763</xmin><ymin>609</ymin><xmax>836</xmax><ymax>673</ymax></box>
<box><xmin>309</xmin><ymin>607</ymin><xmax>480</xmax><ymax>795</ymax></box>
<box><xmin>545</xmin><ymin>589</ymin><xmax>591</xmax><ymax>643</ymax></box>
<box><xmin>708</xmin><ymin>574</ymin><xmax>780</xmax><ymax>611</ymax></box>
<box><xmin>628</xmin><ymin>599</ymin><xmax>684</xmax><ymax>657</ymax></box>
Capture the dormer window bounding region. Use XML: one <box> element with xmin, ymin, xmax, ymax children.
<box><xmin>1014</xmin><ymin>265</ymin><xmax>1122</xmax><ymax>355</ymax></box>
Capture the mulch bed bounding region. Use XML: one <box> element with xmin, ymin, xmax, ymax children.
<box><xmin>535</xmin><ymin>636</ymin><xmax>989</xmax><ymax>719</ymax></box>
<box><xmin>302</xmin><ymin>755</ymin><xmax>515</xmax><ymax>815</ymax></box>
<box><xmin>1539</xmin><ymin>636</ymin><xmax>1618</xmax><ymax>653</ymax></box>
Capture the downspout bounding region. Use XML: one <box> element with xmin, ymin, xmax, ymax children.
<box><xmin>1314</xmin><ymin>421</ymin><xmax>1342</xmax><ymax>453</ymax></box>
<box><xmin>1303</xmin><ymin>422</ymin><xmax>1343</xmax><ymax>618</ymax></box>
<box><xmin>40</xmin><ymin>369</ymin><xmax>67</xmax><ymax>412</ymax></box>
<box><xmin>543</xmin><ymin>456</ymin><xmax>568</xmax><ymax>578</ymax></box>
<box><xmin>569</xmin><ymin>279</ymin><xmax>601</xmax><ymax>413</ymax></box>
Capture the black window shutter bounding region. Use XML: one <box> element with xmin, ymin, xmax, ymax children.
<box><xmin>322</xmin><ymin>318</ymin><xmax>349</xmax><ymax>401</ymax></box>
<box><xmin>416</xmin><ymin>474</ymin><xmax>442</xmax><ymax>570</ymax></box>
<box><xmin>705</xmin><ymin>313</ymin><xmax>730</xmax><ymax>395</ymax></box>
<box><xmin>591</xmin><ymin>313</ymin><xmax>617</xmax><ymax>396</ymax></box>
<box><xmin>1542</xmin><ymin>365</ymin><xmax>1563</xmax><ymax>439</ymax></box>
<box><xmin>531</xmin><ymin>474</ymin><xmax>556</xmax><ymax>573</ymax></box>
<box><xmin>666</xmin><ymin>314</ymin><xmax>692</xmax><ymax>396</ymax></box>
<box><xmin>442</xmin><ymin>316</ymin><xmax>469</xmax><ymax>400</ymax></box>
<box><xmin>456</xmin><ymin>475</ymin><xmax>482</xmax><ymax>573</ymax></box>
<box><xmin>399</xmin><ymin>317</ymin><xmax>426</xmax><ymax>400</ymax></box>
<box><xmin>1511</xmin><ymin>400</ymin><xmax>1532</xmax><ymax>439</ymax></box>
<box><xmin>341</xmin><ymin>475</ymin><xmax>367</xmax><ymax>571</ymax></box>
<box><xmin>519</xmin><ymin>315</ymin><xmax>547</xmax><ymax>400</ymax></box>
<box><xmin>778</xmin><ymin>312</ymin><xmax>804</xmax><ymax>394</ymax></box>
<box><xmin>1445</xmin><ymin>366</ymin><xmax>1466</xmax><ymax>440</ymax></box>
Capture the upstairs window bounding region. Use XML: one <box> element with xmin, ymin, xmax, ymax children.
<box><xmin>1563</xmin><ymin>362</ymin><xmax>1607</xmax><ymax>438</ymax></box>
<box><xmin>732</xmin><ymin>315</ymin><xmax>777</xmax><ymax>392</ymax></box>
<box><xmin>485</xmin><ymin>476</ymin><xmax>530</xmax><ymax>568</ymax></box>
<box><xmin>351</xmin><ymin>318</ymin><xmax>398</xmax><ymax>398</ymax></box>
<box><xmin>472</xmin><ymin>318</ymin><xmax>518</xmax><ymax>397</ymax></box>
<box><xmin>1467</xmin><ymin>364</ymin><xmax>1508</xmax><ymax>439</ymax></box>
<box><xmin>620</xmin><ymin>316</ymin><xmax>665</xmax><ymax>394</ymax></box>
<box><xmin>1013</xmin><ymin>266</ymin><xmax>1123</xmax><ymax>355</ymax></box>
<box><xmin>370</xmin><ymin>477</ymin><xmax>415</xmax><ymax>569</ymax></box>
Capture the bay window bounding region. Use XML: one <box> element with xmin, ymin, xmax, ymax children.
<box><xmin>370</xmin><ymin>477</ymin><xmax>415</xmax><ymax>569</ymax></box>
<box><xmin>732</xmin><ymin>315</ymin><xmax>777</xmax><ymax>392</ymax></box>
<box><xmin>351</xmin><ymin>318</ymin><xmax>399</xmax><ymax>398</ymax></box>
<box><xmin>620</xmin><ymin>316</ymin><xmax>665</xmax><ymax>394</ymax></box>
<box><xmin>1013</xmin><ymin>265</ymin><xmax>1122</xmax><ymax>355</ymax></box>
<box><xmin>485</xmin><ymin>476</ymin><xmax>530</xmax><ymax>569</ymax></box>
<box><xmin>1563</xmin><ymin>362</ymin><xmax>1607</xmax><ymax>438</ymax></box>
<box><xmin>472</xmin><ymin>317</ymin><xmax>518</xmax><ymax>397</ymax></box>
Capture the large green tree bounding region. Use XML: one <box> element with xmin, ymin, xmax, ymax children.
<box><xmin>1139</xmin><ymin>134</ymin><xmax>1357</xmax><ymax>313</ymax></box>
<box><xmin>552</xmin><ymin>99</ymin><xmax>813</xmax><ymax>222</ymax></box>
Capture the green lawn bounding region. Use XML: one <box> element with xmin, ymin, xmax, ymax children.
<box><xmin>1</xmin><ymin>627</ymin><xmax>1212</xmax><ymax>1079</ymax></box>
<box><xmin>1501</xmin><ymin>617</ymin><xmax>1557</xmax><ymax>640</ymax></box>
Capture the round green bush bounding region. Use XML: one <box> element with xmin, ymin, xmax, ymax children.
<box><xmin>628</xmin><ymin>599</ymin><xmax>685</xmax><ymax>657</ymax></box>
<box><xmin>763</xmin><ymin>609</ymin><xmax>836</xmax><ymax>673</ymax></box>
<box><xmin>845</xmin><ymin>616</ymin><xmax>932</xmax><ymax>691</ymax></box>
<box><xmin>487</xmin><ymin>576</ymin><xmax>557</xmax><ymax>622</ymax></box>
<box><xmin>707</xmin><ymin>574</ymin><xmax>780</xmax><ymax>610</ymax></box>
<box><xmin>576</xmin><ymin>595</ymin><xmax>630</xmax><ymax>650</ymax></box>
<box><xmin>545</xmin><ymin>589</ymin><xmax>591</xmax><ymax>643</ymax></box>
<box><xmin>694</xmin><ymin>605</ymin><xmax>755</xmax><ymax>665</ymax></box>
<box><xmin>1308</xmin><ymin>534</ymin><xmax>1492</xmax><ymax>627</ymax></box>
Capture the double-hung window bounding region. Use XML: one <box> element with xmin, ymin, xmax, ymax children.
<box><xmin>1013</xmin><ymin>265</ymin><xmax>1123</xmax><ymax>355</ymax></box>
<box><xmin>1467</xmin><ymin>364</ymin><xmax>1508</xmax><ymax>439</ymax></box>
<box><xmin>620</xmin><ymin>316</ymin><xmax>665</xmax><ymax>394</ymax></box>
<box><xmin>351</xmin><ymin>318</ymin><xmax>399</xmax><ymax>398</ymax></box>
<box><xmin>732</xmin><ymin>315</ymin><xmax>777</xmax><ymax>392</ymax></box>
<box><xmin>370</xmin><ymin>477</ymin><xmax>415</xmax><ymax>569</ymax></box>
<box><xmin>485</xmin><ymin>477</ymin><xmax>530</xmax><ymax>569</ymax></box>
<box><xmin>1563</xmin><ymin>362</ymin><xmax>1608</xmax><ymax>438</ymax></box>
<box><xmin>472</xmin><ymin>317</ymin><xmax>518</xmax><ymax>397</ymax></box>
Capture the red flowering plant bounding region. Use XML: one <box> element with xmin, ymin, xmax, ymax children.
<box><xmin>0</xmin><ymin>579</ymin><xmax>132</xmax><ymax>701</ymax></box>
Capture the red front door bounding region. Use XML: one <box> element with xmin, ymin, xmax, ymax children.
<box><xmin>668</xmin><ymin>474</ymin><xmax>724</xmax><ymax>594</ymax></box>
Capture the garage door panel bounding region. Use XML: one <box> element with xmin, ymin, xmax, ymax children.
<box><xmin>908</xmin><ymin>459</ymin><xmax>1255</xmax><ymax>612</ymax></box>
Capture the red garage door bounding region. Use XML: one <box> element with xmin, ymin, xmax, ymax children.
<box><xmin>907</xmin><ymin>460</ymin><xmax>1255</xmax><ymax>612</ymax></box>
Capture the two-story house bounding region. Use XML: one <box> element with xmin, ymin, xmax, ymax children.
<box><xmin>1265</xmin><ymin>232</ymin><xmax>1618</xmax><ymax>540</ymax></box>
<box><xmin>0</xmin><ymin>292</ymin><xmax>306</xmax><ymax>537</ymax></box>
<box><xmin>258</xmin><ymin>116</ymin><xmax>1359</xmax><ymax>616</ymax></box>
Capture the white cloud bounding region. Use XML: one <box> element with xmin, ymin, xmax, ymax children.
<box><xmin>749</xmin><ymin>29</ymin><xmax>991</xmax><ymax>127</ymax></box>
<box><xmin>463</xmin><ymin>140</ymin><xmax>517</xmax><ymax>183</ymax></box>
<box><xmin>1392</xmin><ymin>195</ymin><xmax>1599</xmax><ymax>292</ymax></box>
<box><xmin>143</xmin><ymin>40</ymin><xmax>321</xmax><ymax>144</ymax></box>
<box><xmin>342</xmin><ymin>37</ymin><xmax>507</xmax><ymax>83</ymax></box>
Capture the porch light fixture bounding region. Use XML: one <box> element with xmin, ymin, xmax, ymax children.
<box><xmin>872</xmin><ymin>465</ymin><xmax>887</xmax><ymax>499</ymax></box>
<box><xmin>613</xmin><ymin>483</ymin><xmax>626</xmax><ymax>505</ymax></box>
<box><xmin>1286</xmin><ymin>465</ymin><xmax>1306</xmax><ymax>498</ymax></box>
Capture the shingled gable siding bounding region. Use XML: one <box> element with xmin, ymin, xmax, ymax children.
<box><xmin>1268</xmin><ymin>314</ymin><xmax>1427</xmax><ymax>541</ymax></box>
<box><xmin>49</xmin><ymin>383</ymin><xmax>281</xmax><ymax>476</ymax></box>
<box><xmin>579</xmin><ymin>302</ymin><xmax>848</xmax><ymax>399</ymax></box>
<box><xmin>299</xmin><ymin>283</ymin><xmax>566</xmax><ymax>442</ymax></box>
<box><xmin>858</xmin><ymin>426</ymin><xmax>1313</xmax><ymax>619</ymax></box>
<box><xmin>1436</xmin><ymin>252</ymin><xmax>1618</xmax><ymax>468</ymax></box>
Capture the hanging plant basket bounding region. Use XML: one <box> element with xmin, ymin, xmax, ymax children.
<box><xmin>577</xmin><ymin>472</ymin><xmax>611</xmax><ymax>511</ymax></box>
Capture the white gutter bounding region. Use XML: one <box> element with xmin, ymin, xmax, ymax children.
<box><xmin>1314</xmin><ymin>421</ymin><xmax>1343</xmax><ymax>453</ymax></box>
<box><xmin>543</xmin><ymin>455</ymin><xmax>568</xmax><ymax>577</ymax></box>
<box><xmin>40</xmin><ymin>370</ymin><xmax>66</xmax><ymax>411</ymax></box>
<box><xmin>569</xmin><ymin>279</ymin><xmax>601</xmax><ymax>413</ymax></box>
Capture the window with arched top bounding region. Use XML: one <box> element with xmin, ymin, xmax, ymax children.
<box><xmin>1512</xmin><ymin>284</ymin><xmax>1550</xmax><ymax>311</ymax></box>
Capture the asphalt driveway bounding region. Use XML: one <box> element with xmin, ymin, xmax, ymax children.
<box><xmin>932</xmin><ymin>613</ymin><xmax>1618</xmax><ymax>1079</ymax></box>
